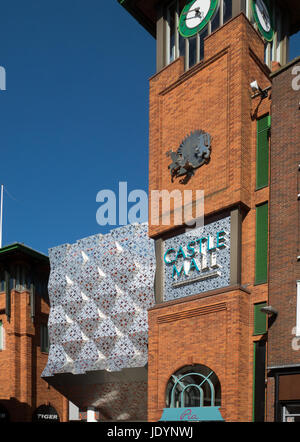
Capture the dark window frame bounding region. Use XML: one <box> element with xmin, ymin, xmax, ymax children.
<box><xmin>40</xmin><ymin>323</ymin><xmax>49</xmax><ymax>354</ymax></box>
<box><xmin>255</xmin><ymin>202</ymin><xmax>269</xmax><ymax>285</ymax></box>
<box><xmin>256</xmin><ymin>114</ymin><xmax>271</xmax><ymax>190</ymax></box>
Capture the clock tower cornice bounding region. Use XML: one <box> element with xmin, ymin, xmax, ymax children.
<box><xmin>118</xmin><ymin>0</ymin><xmax>300</xmax><ymax>37</ymax></box>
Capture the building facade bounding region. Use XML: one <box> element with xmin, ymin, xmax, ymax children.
<box><xmin>37</xmin><ymin>0</ymin><xmax>300</xmax><ymax>422</ymax></box>
<box><xmin>266</xmin><ymin>57</ymin><xmax>300</xmax><ymax>422</ymax></box>
<box><xmin>0</xmin><ymin>243</ymin><xmax>68</xmax><ymax>422</ymax></box>
<box><xmin>148</xmin><ymin>9</ymin><xmax>271</xmax><ymax>423</ymax></box>
<box><xmin>119</xmin><ymin>0</ymin><xmax>300</xmax><ymax>422</ymax></box>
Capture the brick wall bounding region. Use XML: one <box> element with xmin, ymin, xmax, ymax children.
<box><xmin>0</xmin><ymin>288</ymin><xmax>68</xmax><ymax>422</ymax></box>
<box><xmin>268</xmin><ymin>59</ymin><xmax>300</xmax><ymax>367</ymax></box>
<box><xmin>147</xmin><ymin>14</ymin><xmax>271</xmax><ymax>422</ymax></box>
<box><xmin>266</xmin><ymin>58</ymin><xmax>300</xmax><ymax>420</ymax></box>
<box><xmin>148</xmin><ymin>288</ymin><xmax>251</xmax><ymax>421</ymax></box>
<box><xmin>148</xmin><ymin>14</ymin><xmax>271</xmax><ymax>238</ymax></box>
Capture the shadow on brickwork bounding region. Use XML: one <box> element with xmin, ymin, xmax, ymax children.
<box><xmin>0</xmin><ymin>398</ymin><xmax>33</xmax><ymax>422</ymax></box>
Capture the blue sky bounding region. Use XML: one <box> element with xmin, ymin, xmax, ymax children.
<box><xmin>0</xmin><ymin>1</ymin><xmax>299</xmax><ymax>255</ymax></box>
<box><xmin>0</xmin><ymin>1</ymin><xmax>155</xmax><ymax>254</ymax></box>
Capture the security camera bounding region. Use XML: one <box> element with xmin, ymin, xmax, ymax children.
<box><xmin>250</xmin><ymin>80</ymin><xmax>270</xmax><ymax>99</ymax></box>
<box><xmin>250</xmin><ymin>80</ymin><xmax>260</xmax><ymax>93</ymax></box>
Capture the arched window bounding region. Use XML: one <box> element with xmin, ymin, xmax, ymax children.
<box><xmin>165</xmin><ymin>364</ymin><xmax>221</xmax><ymax>408</ymax></box>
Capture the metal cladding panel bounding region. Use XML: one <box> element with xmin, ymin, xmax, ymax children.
<box><xmin>42</xmin><ymin>223</ymin><xmax>155</xmax><ymax>377</ymax></box>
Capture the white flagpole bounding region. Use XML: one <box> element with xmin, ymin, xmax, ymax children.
<box><xmin>0</xmin><ymin>184</ymin><xmax>3</xmax><ymax>249</ymax></box>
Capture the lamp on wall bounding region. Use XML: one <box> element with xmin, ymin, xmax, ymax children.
<box><xmin>250</xmin><ymin>80</ymin><xmax>271</xmax><ymax>99</ymax></box>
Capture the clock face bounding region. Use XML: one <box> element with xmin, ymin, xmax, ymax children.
<box><xmin>179</xmin><ymin>0</ymin><xmax>218</xmax><ymax>38</ymax></box>
<box><xmin>252</xmin><ymin>0</ymin><xmax>274</xmax><ymax>41</ymax></box>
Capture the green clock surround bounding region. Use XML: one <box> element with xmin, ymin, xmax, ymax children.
<box><xmin>252</xmin><ymin>0</ymin><xmax>274</xmax><ymax>42</ymax></box>
<box><xmin>179</xmin><ymin>0</ymin><xmax>218</xmax><ymax>38</ymax></box>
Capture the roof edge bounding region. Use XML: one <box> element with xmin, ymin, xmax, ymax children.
<box><xmin>270</xmin><ymin>55</ymin><xmax>300</xmax><ymax>78</ymax></box>
<box><xmin>118</xmin><ymin>0</ymin><xmax>156</xmax><ymax>38</ymax></box>
<box><xmin>0</xmin><ymin>243</ymin><xmax>49</xmax><ymax>262</ymax></box>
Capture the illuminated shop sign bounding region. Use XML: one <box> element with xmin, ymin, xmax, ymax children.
<box><xmin>164</xmin><ymin>216</ymin><xmax>231</xmax><ymax>301</ymax></box>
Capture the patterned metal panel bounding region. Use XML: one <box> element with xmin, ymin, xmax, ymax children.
<box><xmin>42</xmin><ymin>223</ymin><xmax>155</xmax><ymax>377</ymax></box>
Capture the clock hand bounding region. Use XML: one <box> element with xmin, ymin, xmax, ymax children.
<box><xmin>184</xmin><ymin>7</ymin><xmax>204</xmax><ymax>20</ymax></box>
<box><xmin>187</xmin><ymin>7</ymin><xmax>202</xmax><ymax>14</ymax></box>
<box><xmin>194</xmin><ymin>7</ymin><xmax>202</xmax><ymax>17</ymax></box>
<box><xmin>261</xmin><ymin>10</ymin><xmax>268</xmax><ymax>22</ymax></box>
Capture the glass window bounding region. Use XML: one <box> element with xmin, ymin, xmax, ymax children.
<box><xmin>260</xmin><ymin>3</ymin><xmax>287</xmax><ymax>68</ymax></box>
<box><xmin>168</xmin><ymin>3</ymin><xmax>176</xmax><ymax>63</ymax></box>
<box><xmin>165</xmin><ymin>0</ymin><xmax>223</xmax><ymax>72</ymax></box>
<box><xmin>246</xmin><ymin>0</ymin><xmax>253</xmax><ymax>22</ymax></box>
<box><xmin>179</xmin><ymin>33</ymin><xmax>186</xmax><ymax>57</ymax></box>
<box><xmin>41</xmin><ymin>323</ymin><xmax>49</xmax><ymax>353</ymax></box>
<box><xmin>223</xmin><ymin>0</ymin><xmax>232</xmax><ymax>24</ymax></box>
<box><xmin>211</xmin><ymin>7</ymin><xmax>220</xmax><ymax>33</ymax></box>
<box><xmin>163</xmin><ymin>0</ymin><xmax>289</xmax><ymax>72</ymax></box>
<box><xmin>189</xmin><ymin>36</ymin><xmax>197</xmax><ymax>68</ymax></box>
<box><xmin>200</xmin><ymin>29</ymin><xmax>208</xmax><ymax>61</ymax></box>
<box><xmin>166</xmin><ymin>364</ymin><xmax>221</xmax><ymax>408</ymax></box>
<box><xmin>164</xmin><ymin>0</ymin><xmax>236</xmax><ymax>71</ymax></box>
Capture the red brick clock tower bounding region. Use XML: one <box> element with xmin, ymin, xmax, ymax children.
<box><xmin>119</xmin><ymin>0</ymin><xmax>300</xmax><ymax>422</ymax></box>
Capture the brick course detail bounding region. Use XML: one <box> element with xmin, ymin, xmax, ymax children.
<box><xmin>0</xmin><ymin>286</ymin><xmax>68</xmax><ymax>422</ymax></box>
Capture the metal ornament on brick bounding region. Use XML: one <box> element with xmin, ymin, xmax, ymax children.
<box><xmin>166</xmin><ymin>130</ymin><xmax>211</xmax><ymax>184</ymax></box>
<box><xmin>42</xmin><ymin>223</ymin><xmax>155</xmax><ymax>377</ymax></box>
